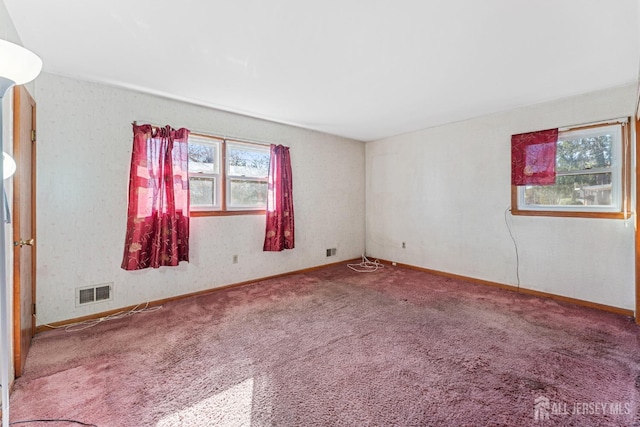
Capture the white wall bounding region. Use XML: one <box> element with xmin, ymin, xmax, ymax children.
<box><xmin>35</xmin><ymin>73</ymin><xmax>365</xmax><ymax>324</ymax></box>
<box><xmin>366</xmin><ymin>84</ymin><xmax>637</xmax><ymax>310</ymax></box>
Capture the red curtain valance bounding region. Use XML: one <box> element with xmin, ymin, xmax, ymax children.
<box><xmin>511</xmin><ymin>128</ymin><xmax>558</xmax><ymax>186</ymax></box>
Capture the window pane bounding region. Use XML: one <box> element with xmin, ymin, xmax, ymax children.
<box><xmin>188</xmin><ymin>141</ymin><xmax>219</xmax><ymax>174</ymax></box>
<box><xmin>524</xmin><ymin>173</ymin><xmax>612</xmax><ymax>207</ymax></box>
<box><xmin>190</xmin><ymin>176</ymin><xmax>217</xmax><ymax>207</ymax></box>
<box><xmin>556</xmin><ymin>134</ymin><xmax>612</xmax><ymax>172</ymax></box>
<box><xmin>229</xmin><ymin>179</ymin><xmax>267</xmax><ymax>208</ymax></box>
<box><xmin>228</xmin><ymin>144</ymin><xmax>270</xmax><ymax>178</ymax></box>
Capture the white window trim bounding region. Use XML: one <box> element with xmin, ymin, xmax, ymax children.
<box><xmin>225</xmin><ymin>141</ymin><xmax>270</xmax><ymax>211</ymax></box>
<box><xmin>188</xmin><ymin>134</ymin><xmax>271</xmax><ymax>214</ymax></box>
<box><xmin>188</xmin><ymin>135</ymin><xmax>222</xmax><ymax>211</ymax></box>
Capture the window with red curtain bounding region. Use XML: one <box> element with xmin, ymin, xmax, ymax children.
<box><xmin>263</xmin><ymin>144</ymin><xmax>294</xmax><ymax>251</ymax></box>
<box><xmin>121</xmin><ymin>123</ymin><xmax>190</xmax><ymax>270</ymax></box>
<box><xmin>511</xmin><ymin>128</ymin><xmax>558</xmax><ymax>185</ymax></box>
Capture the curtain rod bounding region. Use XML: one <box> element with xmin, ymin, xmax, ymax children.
<box><xmin>191</xmin><ymin>131</ymin><xmax>272</xmax><ymax>147</ymax></box>
<box><xmin>132</xmin><ymin>120</ymin><xmax>274</xmax><ymax>147</ymax></box>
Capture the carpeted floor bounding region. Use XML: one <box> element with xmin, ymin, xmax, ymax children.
<box><xmin>9</xmin><ymin>263</ymin><xmax>640</xmax><ymax>426</ymax></box>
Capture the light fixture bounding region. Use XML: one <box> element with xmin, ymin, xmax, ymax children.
<box><xmin>0</xmin><ymin>39</ymin><xmax>42</xmax><ymax>427</ymax></box>
<box><xmin>0</xmin><ymin>39</ymin><xmax>42</xmax><ymax>96</ymax></box>
<box><xmin>2</xmin><ymin>153</ymin><xmax>16</xmax><ymax>180</ymax></box>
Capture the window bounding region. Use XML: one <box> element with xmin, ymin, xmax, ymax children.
<box><xmin>226</xmin><ymin>141</ymin><xmax>270</xmax><ymax>209</ymax></box>
<box><xmin>188</xmin><ymin>135</ymin><xmax>222</xmax><ymax>210</ymax></box>
<box><xmin>188</xmin><ymin>134</ymin><xmax>270</xmax><ymax>216</ymax></box>
<box><xmin>511</xmin><ymin>120</ymin><xmax>630</xmax><ymax>219</ymax></box>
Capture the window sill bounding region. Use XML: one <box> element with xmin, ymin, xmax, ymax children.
<box><xmin>191</xmin><ymin>210</ymin><xmax>266</xmax><ymax>217</ymax></box>
<box><xmin>510</xmin><ymin>208</ymin><xmax>632</xmax><ymax>219</ymax></box>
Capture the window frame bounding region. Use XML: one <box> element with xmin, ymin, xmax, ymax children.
<box><xmin>188</xmin><ymin>134</ymin><xmax>222</xmax><ymax>212</ymax></box>
<box><xmin>188</xmin><ymin>133</ymin><xmax>270</xmax><ymax>217</ymax></box>
<box><xmin>510</xmin><ymin>119</ymin><xmax>631</xmax><ymax>219</ymax></box>
<box><xmin>225</xmin><ymin>140</ymin><xmax>270</xmax><ymax>211</ymax></box>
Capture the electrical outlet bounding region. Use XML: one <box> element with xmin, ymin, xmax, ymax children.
<box><xmin>402</xmin><ymin>242</ymin><xmax>406</xmax><ymax>249</ymax></box>
<box><xmin>232</xmin><ymin>255</ymin><xmax>238</xmax><ymax>264</ymax></box>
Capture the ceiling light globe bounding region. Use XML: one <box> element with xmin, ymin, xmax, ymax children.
<box><xmin>3</xmin><ymin>152</ymin><xmax>16</xmax><ymax>179</ymax></box>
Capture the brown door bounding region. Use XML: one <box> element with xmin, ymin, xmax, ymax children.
<box><xmin>636</xmin><ymin>116</ymin><xmax>640</xmax><ymax>325</ymax></box>
<box><xmin>12</xmin><ymin>85</ymin><xmax>36</xmax><ymax>377</ymax></box>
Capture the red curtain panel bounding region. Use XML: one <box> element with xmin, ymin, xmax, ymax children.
<box><xmin>263</xmin><ymin>144</ymin><xmax>295</xmax><ymax>251</ymax></box>
<box><xmin>121</xmin><ymin>124</ymin><xmax>190</xmax><ymax>270</ymax></box>
<box><xmin>511</xmin><ymin>128</ymin><xmax>558</xmax><ymax>185</ymax></box>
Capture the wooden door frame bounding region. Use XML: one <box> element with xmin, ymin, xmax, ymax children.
<box><xmin>12</xmin><ymin>85</ymin><xmax>36</xmax><ymax>375</ymax></box>
<box><xmin>636</xmin><ymin>116</ymin><xmax>640</xmax><ymax>325</ymax></box>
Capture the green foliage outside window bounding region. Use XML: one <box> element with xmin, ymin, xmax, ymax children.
<box><xmin>525</xmin><ymin>134</ymin><xmax>613</xmax><ymax>207</ymax></box>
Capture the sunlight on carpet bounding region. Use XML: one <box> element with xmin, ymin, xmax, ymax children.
<box><xmin>156</xmin><ymin>377</ymin><xmax>254</xmax><ymax>427</ymax></box>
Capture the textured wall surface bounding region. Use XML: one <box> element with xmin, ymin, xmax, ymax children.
<box><xmin>366</xmin><ymin>84</ymin><xmax>637</xmax><ymax>310</ymax></box>
<box><xmin>35</xmin><ymin>73</ymin><xmax>365</xmax><ymax>324</ymax></box>
<box><xmin>32</xmin><ymin>74</ymin><xmax>639</xmax><ymax>322</ymax></box>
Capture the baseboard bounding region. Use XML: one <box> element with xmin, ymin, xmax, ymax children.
<box><xmin>377</xmin><ymin>259</ymin><xmax>635</xmax><ymax>318</ymax></box>
<box><xmin>37</xmin><ymin>256</ymin><xmax>634</xmax><ymax>333</ymax></box>
<box><xmin>35</xmin><ymin>258</ymin><xmax>361</xmax><ymax>334</ymax></box>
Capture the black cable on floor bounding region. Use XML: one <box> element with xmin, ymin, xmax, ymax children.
<box><xmin>10</xmin><ymin>419</ymin><xmax>97</xmax><ymax>426</ymax></box>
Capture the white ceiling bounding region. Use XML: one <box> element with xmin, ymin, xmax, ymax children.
<box><xmin>5</xmin><ymin>0</ymin><xmax>640</xmax><ymax>141</ymax></box>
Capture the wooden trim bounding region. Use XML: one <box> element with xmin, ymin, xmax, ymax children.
<box><xmin>30</xmin><ymin>90</ymin><xmax>37</xmax><ymax>338</ymax></box>
<box><xmin>225</xmin><ymin>138</ymin><xmax>271</xmax><ymax>148</ymax></box>
<box><xmin>36</xmin><ymin>255</ymin><xmax>635</xmax><ymax>333</ymax></box>
<box><xmin>25</xmin><ymin>89</ymin><xmax>38</xmax><ymax>337</ymax></box>
<box><xmin>509</xmin><ymin>209</ymin><xmax>631</xmax><ymax>219</ymax></box>
<box><xmin>189</xmin><ymin>132</ymin><xmax>224</xmax><ymax>142</ymax></box>
<box><xmin>620</xmin><ymin>121</ymin><xmax>631</xmax><ymax>219</ymax></box>
<box><xmin>378</xmin><ymin>259</ymin><xmax>634</xmax><ymax>318</ymax></box>
<box><xmin>157</xmin><ymin>126</ymin><xmax>273</xmax><ymax>149</ymax></box>
<box><xmin>12</xmin><ymin>86</ymin><xmax>22</xmax><ymax>373</ymax></box>
<box><xmin>35</xmin><ymin>258</ymin><xmax>360</xmax><ymax>333</ymax></box>
<box><xmin>12</xmin><ymin>86</ymin><xmax>37</xmax><ymax>376</ymax></box>
<box><xmin>559</xmin><ymin>119</ymin><xmax>628</xmax><ymax>133</ymax></box>
<box><xmin>510</xmin><ymin>119</ymin><xmax>632</xmax><ymax>220</ymax></box>
<box><xmin>636</xmin><ymin>117</ymin><xmax>640</xmax><ymax>324</ymax></box>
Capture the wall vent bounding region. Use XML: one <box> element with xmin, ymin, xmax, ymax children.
<box><xmin>326</xmin><ymin>248</ymin><xmax>337</xmax><ymax>257</ymax></box>
<box><xmin>76</xmin><ymin>283</ymin><xmax>113</xmax><ymax>306</ymax></box>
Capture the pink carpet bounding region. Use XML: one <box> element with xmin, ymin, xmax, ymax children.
<box><xmin>9</xmin><ymin>263</ymin><xmax>640</xmax><ymax>426</ymax></box>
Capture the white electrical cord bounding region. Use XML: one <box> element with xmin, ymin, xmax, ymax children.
<box><xmin>348</xmin><ymin>255</ymin><xmax>385</xmax><ymax>273</ymax></box>
<box><xmin>504</xmin><ymin>207</ymin><xmax>520</xmax><ymax>289</ymax></box>
<box><xmin>36</xmin><ymin>303</ymin><xmax>162</xmax><ymax>333</ymax></box>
